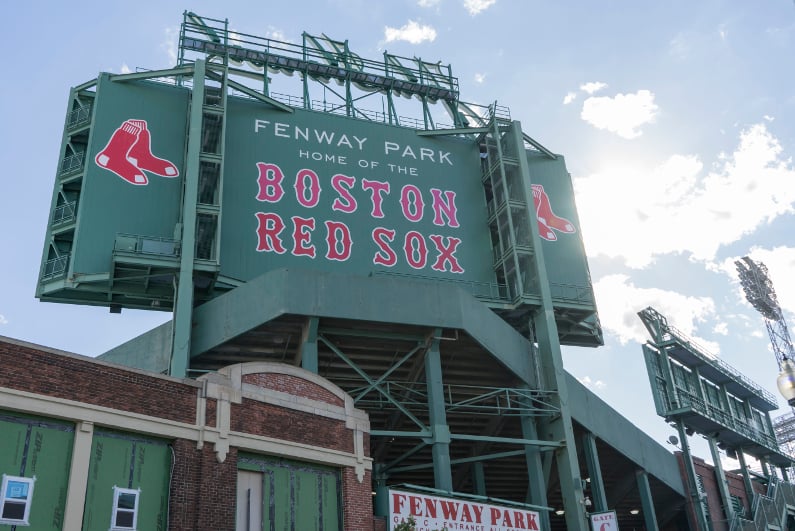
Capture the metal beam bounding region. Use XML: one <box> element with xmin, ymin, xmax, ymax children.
<box><xmin>636</xmin><ymin>469</ymin><xmax>660</xmax><ymax>531</ymax></box>
<box><xmin>426</xmin><ymin>330</ymin><xmax>453</xmax><ymax>491</ymax></box>
<box><xmin>582</xmin><ymin>432</ymin><xmax>608</xmax><ymax>512</ymax></box>
<box><xmin>109</xmin><ymin>65</ymin><xmax>195</xmax><ymax>83</ymax></box>
<box><xmin>416</xmin><ymin>127</ymin><xmax>490</xmax><ymax>137</ymax></box>
<box><xmin>170</xmin><ymin>59</ymin><xmax>206</xmax><ymax>378</ymax></box>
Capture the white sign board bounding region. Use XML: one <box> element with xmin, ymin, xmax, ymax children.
<box><xmin>589</xmin><ymin>510</ymin><xmax>619</xmax><ymax>531</ymax></box>
<box><xmin>389</xmin><ymin>489</ymin><xmax>542</xmax><ymax>530</ymax></box>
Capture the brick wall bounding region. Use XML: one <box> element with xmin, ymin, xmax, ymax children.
<box><xmin>0</xmin><ymin>339</ymin><xmax>198</xmax><ymax>423</ymax></box>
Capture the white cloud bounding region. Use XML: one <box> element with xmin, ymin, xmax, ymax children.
<box><xmin>580</xmin><ymin>81</ymin><xmax>607</xmax><ymax>94</ymax></box>
<box><xmin>384</xmin><ymin>21</ymin><xmax>437</xmax><ymax>44</ymax></box>
<box><xmin>593</xmin><ymin>274</ymin><xmax>718</xmax><ymax>350</ymax></box>
<box><xmin>0</xmin><ymin>314</ymin><xmax>7</xmax><ymax>325</ymax></box>
<box><xmin>120</xmin><ymin>63</ymin><xmax>131</xmax><ymax>74</ymax></box>
<box><xmin>713</xmin><ymin>322</ymin><xmax>729</xmax><ymax>335</ymax></box>
<box><xmin>161</xmin><ymin>26</ymin><xmax>179</xmax><ymax>66</ymax></box>
<box><xmin>418</xmin><ymin>0</ymin><xmax>442</xmax><ymax>6</ymax></box>
<box><xmin>580</xmin><ymin>89</ymin><xmax>659</xmax><ymax>139</ymax></box>
<box><xmin>265</xmin><ymin>27</ymin><xmax>290</xmax><ymax>42</ymax></box>
<box><xmin>764</xmin><ymin>115</ymin><xmax>775</xmax><ymax>122</ymax></box>
<box><xmin>463</xmin><ymin>0</ymin><xmax>496</xmax><ymax>15</ymax></box>
<box><xmin>563</xmin><ymin>92</ymin><xmax>577</xmax><ymax>105</ymax></box>
<box><xmin>577</xmin><ymin>375</ymin><xmax>606</xmax><ymax>390</ymax></box>
<box><xmin>474</xmin><ymin>73</ymin><xmax>486</xmax><ymax>84</ymax></box>
<box><xmin>575</xmin><ymin>123</ymin><xmax>795</xmax><ymax>268</ymax></box>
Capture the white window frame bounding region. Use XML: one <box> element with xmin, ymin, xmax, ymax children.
<box><xmin>0</xmin><ymin>474</ymin><xmax>36</xmax><ymax>526</ymax></box>
<box><xmin>109</xmin><ymin>486</ymin><xmax>140</xmax><ymax>531</ymax></box>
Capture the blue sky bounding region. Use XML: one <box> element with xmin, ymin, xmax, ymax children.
<box><xmin>2</xmin><ymin>0</ymin><xmax>795</xmax><ymax>467</ymax></box>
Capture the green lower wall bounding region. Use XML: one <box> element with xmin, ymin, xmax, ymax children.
<box><xmin>0</xmin><ymin>413</ymin><xmax>74</xmax><ymax>530</ymax></box>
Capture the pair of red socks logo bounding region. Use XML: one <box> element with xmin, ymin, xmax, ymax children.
<box><xmin>95</xmin><ymin>119</ymin><xmax>179</xmax><ymax>185</ymax></box>
<box><xmin>532</xmin><ymin>184</ymin><xmax>575</xmax><ymax>241</ymax></box>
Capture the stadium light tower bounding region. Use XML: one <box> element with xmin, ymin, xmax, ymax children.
<box><xmin>735</xmin><ymin>256</ymin><xmax>795</xmax><ymax>405</ymax></box>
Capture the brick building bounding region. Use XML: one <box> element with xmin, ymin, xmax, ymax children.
<box><xmin>0</xmin><ymin>335</ymin><xmax>373</xmax><ymax>530</ymax></box>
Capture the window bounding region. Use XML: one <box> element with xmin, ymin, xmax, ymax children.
<box><xmin>110</xmin><ymin>486</ymin><xmax>140</xmax><ymax>530</ymax></box>
<box><xmin>0</xmin><ymin>474</ymin><xmax>35</xmax><ymax>525</ymax></box>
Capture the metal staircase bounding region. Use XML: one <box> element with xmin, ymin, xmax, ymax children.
<box><xmin>731</xmin><ymin>477</ymin><xmax>795</xmax><ymax>530</ymax></box>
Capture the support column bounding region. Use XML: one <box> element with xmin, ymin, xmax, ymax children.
<box><xmin>676</xmin><ymin>420</ymin><xmax>709</xmax><ymax>531</ymax></box>
<box><xmin>472</xmin><ymin>462</ymin><xmax>486</xmax><ymax>496</ymax></box>
<box><xmin>707</xmin><ymin>435</ymin><xmax>734</xmax><ymax>523</ymax></box>
<box><xmin>521</xmin><ymin>415</ymin><xmax>550</xmax><ymax>531</ymax></box>
<box><xmin>736</xmin><ymin>450</ymin><xmax>757</xmax><ymax>505</ymax></box>
<box><xmin>425</xmin><ymin>330</ymin><xmax>452</xmax><ymax>491</ymax></box>
<box><xmin>170</xmin><ymin>59</ymin><xmax>206</xmax><ymax>377</ymax></box>
<box><xmin>298</xmin><ymin>317</ymin><xmax>319</xmax><ymax>373</ymax></box>
<box><xmin>373</xmin><ymin>464</ymin><xmax>389</xmax><ymax>518</ymax></box>
<box><xmin>582</xmin><ymin>432</ymin><xmax>608</xmax><ymax>512</ymax></box>
<box><xmin>63</xmin><ymin>421</ymin><xmax>94</xmax><ymax>530</ymax></box>
<box><xmin>635</xmin><ymin>469</ymin><xmax>659</xmax><ymax>531</ymax></box>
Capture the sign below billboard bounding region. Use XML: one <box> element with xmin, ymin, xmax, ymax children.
<box><xmin>388</xmin><ymin>489</ymin><xmax>541</xmax><ymax>531</ymax></box>
<box><xmin>589</xmin><ymin>510</ymin><xmax>618</xmax><ymax>531</ymax></box>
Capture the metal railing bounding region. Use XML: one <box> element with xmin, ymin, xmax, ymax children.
<box><xmin>52</xmin><ymin>201</ymin><xmax>77</xmax><ymax>225</ymax></box>
<box><xmin>59</xmin><ymin>152</ymin><xmax>85</xmax><ymax>176</ymax></box>
<box><xmin>41</xmin><ymin>255</ymin><xmax>69</xmax><ymax>280</ymax></box>
<box><xmin>665</xmin><ymin>324</ymin><xmax>778</xmax><ymax>406</ymax></box>
<box><xmin>114</xmin><ymin>234</ymin><xmax>180</xmax><ymax>257</ymax></box>
<box><xmin>65</xmin><ymin>105</ymin><xmax>92</xmax><ymax>128</ymax></box>
<box><xmin>373</xmin><ymin>270</ymin><xmax>506</xmax><ymax>301</ymax></box>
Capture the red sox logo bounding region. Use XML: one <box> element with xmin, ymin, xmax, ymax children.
<box><xmin>532</xmin><ymin>184</ymin><xmax>575</xmax><ymax>241</ymax></box>
<box><xmin>95</xmin><ymin>119</ymin><xmax>179</xmax><ymax>185</ymax></box>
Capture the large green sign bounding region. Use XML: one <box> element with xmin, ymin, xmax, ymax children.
<box><xmin>221</xmin><ymin>100</ymin><xmax>493</xmax><ymax>284</ymax></box>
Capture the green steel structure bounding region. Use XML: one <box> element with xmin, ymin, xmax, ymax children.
<box><xmin>35</xmin><ymin>12</ymin><xmax>697</xmax><ymax>531</ymax></box>
<box><xmin>639</xmin><ymin>306</ymin><xmax>794</xmax><ymax>529</ymax></box>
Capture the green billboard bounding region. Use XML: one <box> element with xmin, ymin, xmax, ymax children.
<box><xmin>221</xmin><ymin>99</ymin><xmax>493</xmax><ymax>283</ymax></box>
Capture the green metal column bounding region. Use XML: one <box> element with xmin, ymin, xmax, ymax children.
<box><xmin>373</xmin><ymin>464</ymin><xmax>389</xmax><ymax>517</ymax></box>
<box><xmin>735</xmin><ymin>450</ymin><xmax>757</xmax><ymax>510</ymax></box>
<box><xmin>170</xmin><ymin>59</ymin><xmax>206</xmax><ymax>378</ymax></box>
<box><xmin>425</xmin><ymin>330</ymin><xmax>452</xmax><ymax>491</ymax></box>
<box><xmin>707</xmin><ymin>435</ymin><xmax>734</xmax><ymax>523</ymax></box>
<box><xmin>676</xmin><ymin>420</ymin><xmax>709</xmax><ymax>531</ymax></box>
<box><xmin>635</xmin><ymin>469</ymin><xmax>659</xmax><ymax>531</ymax></box>
<box><xmin>521</xmin><ymin>414</ymin><xmax>550</xmax><ymax>531</ymax></box>
<box><xmin>582</xmin><ymin>432</ymin><xmax>608</xmax><ymax>512</ymax></box>
<box><xmin>299</xmin><ymin>317</ymin><xmax>319</xmax><ymax>374</ymax></box>
<box><xmin>509</xmin><ymin>120</ymin><xmax>588</xmax><ymax>531</ymax></box>
<box><xmin>471</xmin><ymin>462</ymin><xmax>486</xmax><ymax>496</ymax></box>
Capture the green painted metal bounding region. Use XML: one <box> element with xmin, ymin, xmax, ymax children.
<box><xmin>82</xmin><ymin>430</ymin><xmax>170</xmax><ymax>531</ymax></box>
<box><xmin>424</xmin><ymin>330</ymin><xmax>453</xmax><ymax>491</ymax></box>
<box><xmin>0</xmin><ymin>413</ymin><xmax>74</xmax><ymax>531</ymax></box>
<box><xmin>520</xmin><ymin>414</ymin><xmax>550</xmax><ymax>531</ymax></box>
<box><xmin>708</xmin><ymin>435</ymin><xmax>734</xmax><ymax>523</ymax></box>
<box><xmin>171</xmin><ymin>59</ymin><xmax>206</xmax><ymax>378</ymax></box>
<box><xmin>299</xmin><ymin>316</ymin><xmax>319</xmax><ymax>373</ymax></box>
<box><xmin>318</xmin><ymin>335</ymin><xmax>427</xmax><ymax>430</ymax></box>
<box><xmin>582</xmin><ymin>432</ymin><xmax>608</xmax><ymax>512</ymax></box>
<box><xmin>507</xmin><ymin>119</ymin><xmax>589</xmax><ymax>531</ymax></box>
<box><xmin>635</xmin><ymin>469</ymin><xmax>659</xmax><ymax>531</ymax></box>
<box><xmin>472</xmin><ymin>462</ymin><xmax>486</xmax><ymax>496</ymax></box>
<box><xmin>675</xmin><ymin>420</ymin><xmax>710</xmax><ymax>531</ymax></box>
<box><xmin>238</xmin><ymin>453</ymin><xmax>341</xmax><ymax>530</ymax></box>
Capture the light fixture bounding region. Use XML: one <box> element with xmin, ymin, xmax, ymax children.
<box><xmin>584</xmin><ymin>496</ymin><xmax>592</xmax><ymax>508</ymax></box>
<box><xmin>554</xmin><ymin>510</ymin><xmax>565</xmax><ymax>516</ymax></box>
<box><xmin>777</xmin><ymin>358</ymin><xmax>795</xmax><ymax>406</ymax></box>
<box><xmin>630</xmin><ymin>509</ymin><xmax>640</xmax><ymax>515</ymax></box>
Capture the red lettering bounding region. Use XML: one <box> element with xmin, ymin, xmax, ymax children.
<box><xmin>325</xmin><ymin>221</ymin><xmax>352</xmax><ymax>261</ymax></box>
<box><xmin>489</xmin><ymin>508</ymin><xmax>501</xmax><ymax>525</ymax></box>
<box><xmin>392</xmin><ymin>493</ymin><xmax>407</xmax><ymax>514</ymax></box>
<box><xmin>372</xmin><ymin>228</ymin><xmax>397</xmax><ymax>267</ymax></box>
<box><xmin>256</xmin><ymin>162</ymin><xmax>285</xmax><ymax>202</ymax></box>
<box><xmin>331</xmin><ymin>174</ymin><xmax>358</xmax><ymax>213</ymax></box>
<box><xmin>291</xmin><ymin>216</ymin><xmax>316</xmax><ymax>258</ymax></box>
<box><xmin>409</xmin><ymin>496</ymin><xmax>422</xmax><ymax>517</ymax></box>
<box><xmin>500</xmin><ymin>510</ymin><xmax>513</xmax><ymax>527</ymax></box>
<box><xmin>362</xmin><ymin>179</ymin><xmax>390</xmax><ymax>218</ymax></box>
<box><xmin>424</xmin><ymin>498</ymin><xmax>437</xmax><ymax>518</ymax></box>
<box><xmin>514</xmin><ymin>510</ymin><xmax>526</xmax><ymax>528</ymax></box>
<box><xmin>400</xmin><ymin>184</ymin><xmax>424</xmax><ymax>222</ymax></box>
<box><xmin>439</xmin><ymin>500</ymin><xmax>460</xmax><ymax>520</ymax></box>
<box><xmin>404</xmin><ymin>231</ymin><xmax>427</xmax><ymax>270</ymax></box>
<box><xmin>430</xmin><ymin>188</ymin><xmax>459</xmax><ymax>228</ymax></box>
<box><xmin>429</xmin><ymin>235</ymin><xmax>464</xmax><ymax>273</ymax></box>
<box><xmin>294</xmin><ymin>168</ymin><xmax>321</xmax><ymax>207</ymax></box>
<box><xmin>255</xmin><ymin>212</ymin><xmax>286</xmax><ymax>254</ymax></box>
<box><xmin>527</xmin><ymin>512</ymin><xmax>539</xmax><ymax>530</ymax></box>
